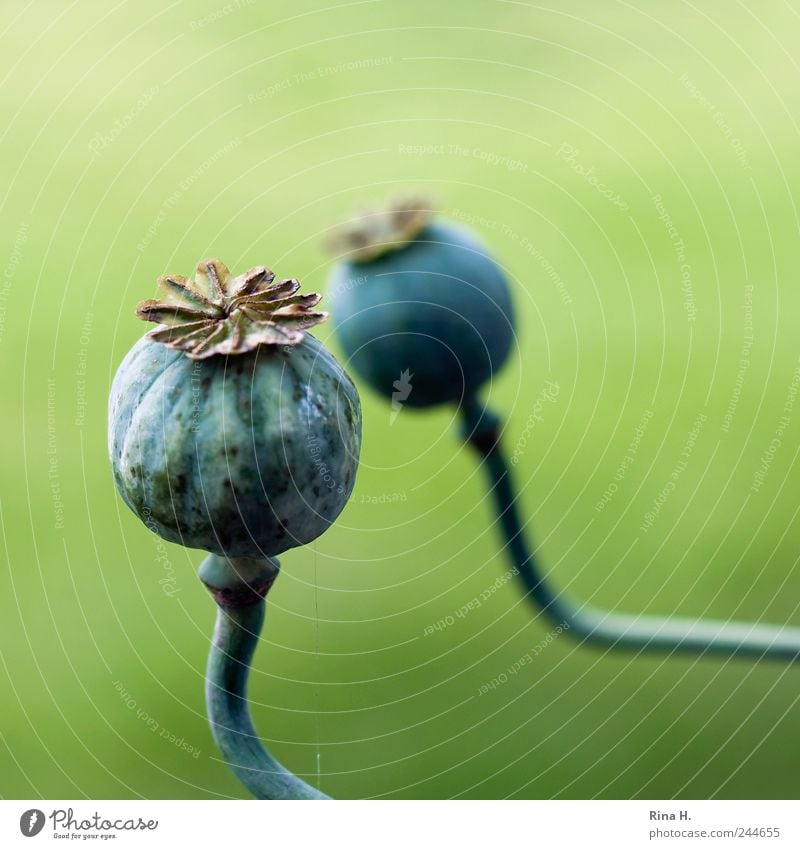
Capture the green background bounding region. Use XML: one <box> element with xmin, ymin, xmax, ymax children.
<box><xmin>1</xmin><ymin>0</ymin><xmax>799</xmax><ymax>799</ymax></box>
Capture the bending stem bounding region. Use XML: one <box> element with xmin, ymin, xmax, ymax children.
<box><xmin>461</xmin><ymin>397</ymin><xmax>800</xmax><ymax>661</ymax></box>
<box><xmin>203</xmin><ymin>557</ymin><xmax>329</xmax><ymax>799</ymax></box>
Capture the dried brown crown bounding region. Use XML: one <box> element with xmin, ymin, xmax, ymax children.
<box><xmin>136</xmin><ymin>259</ymin><xmax>327</xmax><ymax>360</ymax></box>
<box><xmin>326</xmin><ymin>195</ymin><xmax>433</xmax><ymax>263</ymax></box>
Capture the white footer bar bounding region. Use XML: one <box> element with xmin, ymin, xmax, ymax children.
<box><xmin>2</xmin><ymin>800</ymin><xmax>795</xmax><ymax>848</ymax></box>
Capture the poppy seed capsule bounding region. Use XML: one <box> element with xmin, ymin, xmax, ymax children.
<box><xmin>109</xmin><ymin>259</ymin><xmax>361</xmax><ymax>559</ymax></box>
<box><xmin>326</xmin><ymin>197</ymin><xmax>515</xmax><ymax>407</ymax></box>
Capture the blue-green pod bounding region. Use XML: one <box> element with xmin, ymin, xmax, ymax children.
<box><xmin>109</xmin><ymin>259</ymin><xmax>361</xmax><ymax>558</ymax></box>
<box><xmin>327</xmin><ymin>200</ymin><xmax>515</xmax><ymax>407</ymax></box>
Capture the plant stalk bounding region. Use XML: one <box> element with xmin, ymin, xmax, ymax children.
<box><xmin>460</xmin><ymin>396</ymin><xmax>800</xmax><ymax>661</ymax></box>
<box><xmin>200</xmin><ymin>554</ymin><xmax>329</xmax><ymax>799</ymax></box>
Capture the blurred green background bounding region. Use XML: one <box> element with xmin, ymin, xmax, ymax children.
<box><xmin>2</xmin><ymin>0</ymin><xmax>800</xmax><ymax>800</ymax></box>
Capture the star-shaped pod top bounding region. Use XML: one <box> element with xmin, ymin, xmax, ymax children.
<box><xmin>326</xmin><ymin>195</ymin><xmax>433</xmax><ymax>263</ymax></box>
<box><xmin>136</xmin><ymin>259</ymin><xmax>328</xmax><ymax>359</ymax></box>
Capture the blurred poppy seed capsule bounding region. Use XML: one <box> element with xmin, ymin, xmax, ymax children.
<box><xmin>108</xmin><ymin>259</ymin><xmax>361</xmax><ymax>559</ymax></box>
<box><xmin>326</xmin><ymin>197</ymin><xmax>515</xmax><ymax>407</ymax></box>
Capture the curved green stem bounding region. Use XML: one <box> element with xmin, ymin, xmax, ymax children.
<box><xmin>200</xmin><ymin>555</ymin><xmax>329</xmax><ymax>799</ymax></box>
<box><xmin>460</xmin><ymin>396</ymin><xmax>800</xmax><ymax>661</ymax></box>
